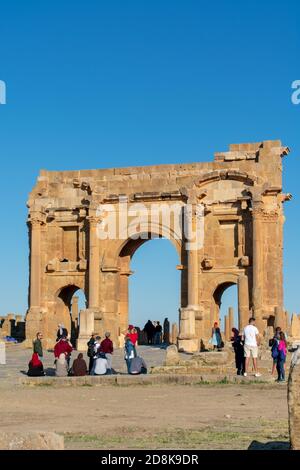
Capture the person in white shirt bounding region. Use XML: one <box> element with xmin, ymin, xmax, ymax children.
<box><xmin>92</xmin><ymin>352</ymin><xmax>108</xmax><ymax>376</ymax></box>
<box><xmin>242</xmin><ymin>317</ymin><xmax>261</xmax><ymax>377</ymax></box>
<box><xmin>93</xmin><ymin>336</ymin><xmax>101</xmax><ymax>356</ymax></box>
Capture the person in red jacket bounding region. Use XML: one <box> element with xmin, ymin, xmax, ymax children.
<box><xmin>100</xmin><ymin>332</ymin><xmax>114</xmax><ymax>373</ymax></box>
<box><xmin>123</xmin><ymin>325</ymin><xmax>138</xmax><ymax>358</ymax></box>
<box><xmin>126</xmin><ymin>325</ymin><xmax>138</xmax><ymax>346</ymax></box>
<box><xmin>54</xmin><ymin>335</ymin><xmax>73</xmax><ymax>367</ymax></box>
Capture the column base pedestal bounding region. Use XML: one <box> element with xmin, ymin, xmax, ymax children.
<box><xmin>76</xmin><ymin>336</ymin><xmax>89</xmax><ymax>352</ymax></box>
<box><xmin>178</xmin><ymin>306</ymin><xmax>200</xmax><ymax>353</ymax></box>
<box><xmin>177</xmin><ymin>337</ymin><xmax>199</xmax><ymax>353</ymax></box>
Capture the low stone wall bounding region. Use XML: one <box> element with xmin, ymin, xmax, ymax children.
<box><xmin>0</xmin><ymin>432</ymin><xmax>64</xmax><ymax>450</ymax></box>
<box><xmin>21</xmin><ymin>372</ymin><xmax>274</xmax><ymax>387</ymax></box>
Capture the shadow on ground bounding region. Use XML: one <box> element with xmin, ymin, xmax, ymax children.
<box><xmin>248</xmin><ymin>440</ymin><xmax>290</xmax><ymax>450</ymax></box>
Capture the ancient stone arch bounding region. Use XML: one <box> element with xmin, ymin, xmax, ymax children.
<box><xmin>25</xmin><ymin>140</ymin><xmax>290</xmax><ymax>351</ymax></box>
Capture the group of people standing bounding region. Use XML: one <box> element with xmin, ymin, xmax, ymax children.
<box><xmin>230</xmin><ymin>318</ymin><xmax>261</xmax><ymax>377</ymax></box>
<box><xmin>231</xmin><ymin>318</ymin><xmax>287</xmax><ymax>382</ymax></box>
<box><xmin>143</xmin><ymin>318</ymin><xmax>170</xmax><ymax>345</ymax></box>
<box><xmin>210</xmin><ymin>317</ymin><xmax>288</xmax><ymax>382</ymax></box>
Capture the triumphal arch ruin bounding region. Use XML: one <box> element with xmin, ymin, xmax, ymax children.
<box><xmin>25</xmin><ymin>140</ymin><xmax>290</xmax><ymax>351</ymax></box>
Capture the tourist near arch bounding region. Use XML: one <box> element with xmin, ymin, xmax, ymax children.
<box><xmin>25</xmin><ymin>140</ymin><xmax>291</xmax><ymax>351</ymax></box>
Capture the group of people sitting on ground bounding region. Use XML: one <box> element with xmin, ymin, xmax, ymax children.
<box><xmin>87</xmin><ymin>331</ymin><xmax>114</xmax><ymax>375</ymax></box>
<box><xmin>28</xmin><ymin>324</ymin><xmax>147</xmax><ymax>377</ymax></box>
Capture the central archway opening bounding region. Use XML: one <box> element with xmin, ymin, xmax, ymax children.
<box><xmin>119</xmin><ymin>236</ymin><xmax>180</xmax><ymax>345</ymax></box>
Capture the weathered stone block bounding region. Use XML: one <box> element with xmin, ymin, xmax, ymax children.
<box><xmin>192</xmin><ymin>351</ymin><xmax>229</xmax><ymax>365</ymax></box>
<box><xmin>0</xmin><ymin>432</ymin><xmax>64</xmax><ymax>450</ymax></box>
<box><xmin>165</xmin><ymin>345</ymin><xmax>180</xmax><ymax>366</ymax></box>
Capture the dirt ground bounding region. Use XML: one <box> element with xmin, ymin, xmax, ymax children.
<box><xmin>0</xmin><ymin>382</ymin><xmax>289</xmax><ymax>450</ymax></box>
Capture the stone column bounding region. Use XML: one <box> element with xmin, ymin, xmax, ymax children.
<box><xmin>274</xmin><ymin>306</ymin><xmax>286</xmax><ymax>330</ymax></box>
<box><xmin>178</xmin><ymin>198</ymin><xmax>200</xmax><ymax>353</ymax></box>
<box><xmin>224</xmin><ymin>315</ymin><xmax>230</xmax><ymax>341</ymax></box>
<box><xmin>238</xmin><ymin>274</ymin><xmax>249</xmax><ymax>331</ymax></box>
<box><xmin>77</xmin><ymin>309</ymin><xmax>95</xmax><ymax>351</ymax></box>
<box><xmin>228</xmin><ymin>307</ymin><xmax>234</xmax><ymax>332</ymax></box>
<box><xmin>290</xmin><ymin>314</ymin><xmax>300</xmax><ymax>339</ymax></box>
<box><xmin>88</xmin><ymin>215</ymin><xmax>100</xmax><ymax>309</ymax></box>
<box><xmin>25</xmin><ymin>211</ymin><xmax>46</xmax><ymax>346</ymax></box>
<box><xmin>187</xmin><ymin>242</ymin><xmax>198</xmax><ymax>307</ymax></box>
<box><xmin>29</xmin><ymin>219</ymin><xmax>43</xmax><ymax>308</ymax></box>
<box><xmin>252</xmin><ymin>203</ymin><xmax>264</xmax><ymax>328</ymax></box>
<box><xmin>0</xmin><ymin>340</ymin><xmax>6</xmax><ymax>365</ymax></box>
<box><xmin>72</xmin><ymin>296</ymin><xmax>79</xmax><ymax>319</ymax></box>
<box><xmin>71</xmin><ymin>296</ymin><xmax>79</xmax><ymax>342</ymax></box>
<box><xmin>277</xmin><ymin>213</ymin><xmax>284</xmax><ymax>312</ymax></box>
<box><xmin>119</xmin><ymin>271</ymin><xmax>132</xmax><ymax>334</ymax></box>
<box><xmin>286</xmin><ymin>311</ymin><xmax>290</xmax><ymax>332</ymax></box>
<box><xmin>171</xmin><ymin>323</ymin><xmax>178</xmax><ymax>345</ymax></box>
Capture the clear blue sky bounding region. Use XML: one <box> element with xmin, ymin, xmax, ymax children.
<box><xmin>0</xmin><ymin>0</ymin><xmax>299</xmax><ymax>329</ymax></box>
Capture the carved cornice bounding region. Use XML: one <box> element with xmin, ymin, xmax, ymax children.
<box><xmin>101</xmin><ymin>266</ymin><xmax>120</xmax><ymax>273</ymax></box>
<box><xmin>120</xmin><ymin>270</ymin><xmax>134</xmax><ymax>276</ymax></box>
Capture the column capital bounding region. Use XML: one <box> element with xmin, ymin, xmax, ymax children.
<box><xmin>251</xmin><ymin>205</ymin><xmax>280</xmax><ymax>222</ymax></box>
<box><xmin>251</xmin><ymin>199</ymin><xmax>264</xmax><ymax>214</ymax></box>
<box><xmin>28</xmin><ymin>211</ymin><xmax>46</xmax><ymax>227</ymax></box>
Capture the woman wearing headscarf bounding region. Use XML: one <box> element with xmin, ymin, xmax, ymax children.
<box><xmin>231</xmin><ymin>328</ymin><xmax>245</xmax><ymax>375</ymax></box>
<box><xmin>55</xmin><ymin>353</ymin><xmax>69</xmax><ymax>377</ymax></box>
<box><xmin>27</xmin><ymin>353</ymin><xmax>45</xmax><ymax>377</ymax></box>
<box><xmin>72</xmin><ymin>353</ymin><xmax>88</xmax><ymax>376</ymax></box>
